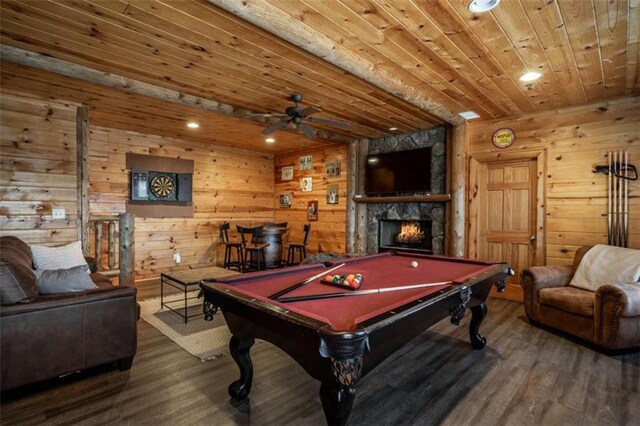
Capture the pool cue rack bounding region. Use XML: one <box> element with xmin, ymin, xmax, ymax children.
<box><xmin>593</xmin><ymin>150</ymin><xmax>637</xmax><ymax>247</ymax></box>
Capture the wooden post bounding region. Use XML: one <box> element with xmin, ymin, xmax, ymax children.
<box><xmin>76</xmin><ymin>105</ymin><xmax>90</xmax><ymax>256</ymax></box>
<box><xmin>95</xmin><ymin>222</ymin><xmax>103</xmax><ymax>268</ymax></box>
<box><xmin>119</xmin><ymin>213</ymin><xmax>135</xmax><ymax>286</ymax></box>
<box><xmin>354</xmin><ymin>139</ymin><xmax>368</xmax><ymax>253</ymax></box>
<box><xmin>108</xmin><ymin>221</ymin><xmax>116</xmax><ymax>269</ymax></box>
<box><xmin>451</xmin><ymin>122</ymin><xmax>469</xmax><ymax>258</ymax></box>
<box><xmin>346</xmin><ymin>141</ymin><xmax>358</xmax><ymax>254</ymax></box>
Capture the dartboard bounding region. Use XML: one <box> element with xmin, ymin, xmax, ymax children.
<box><xmin>149</xmin><ymin>173</ymin><xmax>176</xmax><ymax>199</ymax></box>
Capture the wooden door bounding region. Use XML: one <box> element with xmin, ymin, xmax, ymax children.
<box><xmin>472</xmin><ymin>159</ymin><xmax>539</xmax><ymax>301</ymax></box>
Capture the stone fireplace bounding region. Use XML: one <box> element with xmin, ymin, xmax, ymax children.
<box><xmin>378</xmin><ymin>219</ymin><xmax>433</xmax><ymax>253</ymax></box>
<box><xmin>363</xmin><ymin>126</ymin><xmax>447</xmax><ymax>255</ymax></box>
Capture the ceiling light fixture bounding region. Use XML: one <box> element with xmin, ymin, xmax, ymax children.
<box><xmin>389</xmin><ymin>127</ymin><xmax>398</xmax><ymax>131</ymax></box>
<box><xmin>520</xmin><ymin>72</ymin><xmax>542</xmax><ymax>82</ymax></box>
<box><xmin>459</xmin><ymin>111</ymin><xmax>480</xmax><ymax>120</ymax></box>
<box><xmin>468</xmin><ymin>0</ymin><xmax>500</xmax><ymax>13</ymax></box>
<box><xmin>265</xmin><ymin>137</ymin><xmax>275</xmax><ymax>143</ymax></box>
<box><xmin>187</xmin><ymin>122</ymin><xmax>199</xmax><ymax>129</ymax></box>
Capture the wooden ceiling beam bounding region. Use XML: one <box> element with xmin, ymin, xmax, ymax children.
<box><xmin>207</xmin><ymin>0</ymin><xmax>464</xmax><ymax>125</ymax></box>
<box><xmin>0</xmin><ymin>44</ymin><xmax>353</xmax><ymax>144</ymax></box>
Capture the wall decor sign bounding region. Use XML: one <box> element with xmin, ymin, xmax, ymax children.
<box><xmin>326</xmin><ymin>161</ymin><xmax>341</xmax><ymax>177</ymax></box>
<box><xmin>300</xmin><ymin>177</ymin><xmax>313</xmax><ymax>192</ymax></box>
<box><xmin>492</xmin><ymin>128</ymin><xmax>515</xmax><ymax>149</ymax></box>
<box><xmin>299</xmin><ymin>155</ymin><xmax>313</xmax><ymax>171</ymax></box>
<box><xmin>281</xmin><ymin>166</ymin><xmax>294</xmax><ymax>181</ymax></box>
<box><xmin>279</xmin><ymin>193</ymin><xmax>292</xmax><ymax>208</ymax></box>
<box><xmin>307</xmin><ymin>200</ymin><xmax>318</xmax><ymax>222</ymax></box>
<box><xmin>326</xmin><ymin>184</ymin><xmax>339</xmax><ymax>204</ymax></box>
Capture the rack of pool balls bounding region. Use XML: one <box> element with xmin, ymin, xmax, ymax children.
<box><xmin>321</xmin><ymin>273</ymin><xmax>364</xmax><ymax>290</ymax></box>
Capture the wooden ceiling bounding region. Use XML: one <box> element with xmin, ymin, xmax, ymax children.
<box><xmin>0</xmin><ymin>61</ymin><xmax>329</xmax><ymax>153</ymax></box>
<box><xmin>0</xmin><ymin>0</ymin><xmax>638</xmax><ymax>148</ymax></box>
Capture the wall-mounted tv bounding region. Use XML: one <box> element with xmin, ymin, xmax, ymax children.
<box><xmin>365</xmin><ymin>147</ymin><xmax>432</xmax><ymax>196</ymax></box>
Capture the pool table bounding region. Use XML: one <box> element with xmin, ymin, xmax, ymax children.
<box><xmin>201</xmin><ymin>252</ymin><xmax>509</xmax><ymax>425</ymax></box>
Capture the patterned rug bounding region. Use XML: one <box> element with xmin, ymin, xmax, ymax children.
<box><xmin>139</xmin><ymin>268</ymin><xmax>240</xmax><ymax>361</ymax></box>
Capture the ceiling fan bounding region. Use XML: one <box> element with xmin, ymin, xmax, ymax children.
<box><xmin>256</xmin><ymin>94</ymin><xmax>350</xmax><ymax>139</ymax></box>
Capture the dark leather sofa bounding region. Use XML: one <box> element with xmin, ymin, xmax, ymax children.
<box><xmin>0</xmin><ymin>236</ymin><xmax>138</xmax><ymax>391</ymax></box>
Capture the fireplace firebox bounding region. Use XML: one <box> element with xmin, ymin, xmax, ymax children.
<box><xmin>378</xmin><ymin>219</ymin><xmax>433</xmax><ymax>254</ymax></box>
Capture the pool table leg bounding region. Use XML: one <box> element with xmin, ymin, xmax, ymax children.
<box><xmin>228</xmin><ymin>335</ymin><xmax>255</xmax><ymax>401</ymax></box>
<box><xmin>319</xmin><ymin>383</ymin><xmax>356</xmax><ymax>426</ymax></box>
<box><xmin>469</xmin><ymin>302</ymin><xmax>487</xmax><ymax>349</ymax></box>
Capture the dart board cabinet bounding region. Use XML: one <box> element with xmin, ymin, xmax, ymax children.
<box><xmin>126</xmin><ymin>153</ymin><xmax>194</xmax><ymax>218</ymax></box>
<box><xmin>131</xmin><ymin>169</ymin><xmax>192</xmax><ymax>203</ymax></box>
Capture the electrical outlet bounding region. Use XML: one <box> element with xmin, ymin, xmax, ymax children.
<box><xmin>52</xmin><ymin>208</ymin><xmax>66</xmax><ymax>219</ymax></box>
<box><xmin>173</xmin><ymin>252</ymin><xmax>181</xmax><ymax>264</ymax></box>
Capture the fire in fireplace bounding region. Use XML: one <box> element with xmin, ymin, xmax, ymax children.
<box><xmin>395</xmin><ymin>221</ymin><xmax>425</xmax><ymax>245</ymax></box>
<box><xmin>378</xmin><ymin>219</ymin><xmax>433</xmax><ymax>253</ymax></box>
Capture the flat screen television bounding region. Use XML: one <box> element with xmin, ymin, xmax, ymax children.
<box><xmin>365</xmin><ymin>147</ymin><xmax>432</xmax><ymax>195</ymax></box>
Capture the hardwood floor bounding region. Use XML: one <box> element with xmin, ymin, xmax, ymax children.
<box><xmin>2</xmin><ymin>281</ymin><xmax>638</xmax><ymax>426</ymax></box>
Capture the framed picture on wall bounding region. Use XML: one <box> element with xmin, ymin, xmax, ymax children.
<box><xmin>307</xmin><ymin>200</ymin><xmax>318</xmax><ymax>221</ymax></box>
<box><xmin>279</xmin><ymin>193</ymin><xmax>292</xmax><ymax>208</ymax></box>
<box><xmin>326</xmin><ymin>161</ymin><xmax>341</xmax><ymax>177</ymax></box>
<box><xmin>281</xmin><ymin>166</ymin><xmax>294</xmax><ymax>181</ymax></box>
<box><xmin>300</xmin><ymin>177</ymin><xmax>313</xmax><ymax>192</ymax></box>
<box><xmin>299</xmin><ymin>155</ymin><xmax>313</xmax><ymax>171</ymax></box>
<box><xmin>326</xmin><ymin>184</ymin><xmax>339</xmax><ymax>204</ymax></box>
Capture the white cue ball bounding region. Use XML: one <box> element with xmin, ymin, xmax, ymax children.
<box><xmin>411</xmin><ymin>261</ymin><xmax>418</xmax><ymax>268</ymax></box>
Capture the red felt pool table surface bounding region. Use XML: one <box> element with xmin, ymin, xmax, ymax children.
<box><xmin>212</xmin><ymin>252</ymin><xmax>498</xmax><ymax>331</ymax></box>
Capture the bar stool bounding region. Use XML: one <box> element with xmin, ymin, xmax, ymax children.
<box><xmin>219</xmin><ymin>222</ymin><xmax>243</xmax><ymax>271</ymax></box>
<box><xmin>237</xmin><ymin>225</ymin><xmax>269</xmax><ymax>272</ymax></box>
<box><xmin>287</xmin><ymin>224</ymin><xmax>311</xmax><ymax>266</ymax></box>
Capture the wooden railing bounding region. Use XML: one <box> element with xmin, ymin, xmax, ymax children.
<box><xmin>87</xmin><ymin>213</ymin><xmax>135</xmax><ymax>286</ymax></box>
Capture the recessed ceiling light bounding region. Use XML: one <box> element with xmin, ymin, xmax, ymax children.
<box><xmin>187</xmin><ymin>122</ymin><xmax>199</xmax><ymax>129</ymax></box>
<box><xmin>468</xmin><ymin>0</ymin><xmax>500</xmax><ymax>13</ymax></box>
<box><xmin>389</xmin><ymin>127</ymin><xmax>398</xmax><ymax>131</ymax></box>
<box><xmin>459</xmin><ymin>111</ymin><xmax>480</xmax><ymax>120</ymax></box>
<box><xmin>520</xmin><ymin>71</ymin><xmax>542</xmax><ymax>82</ymax></box>
<box><xmin>265</xmin><ymin>137</ymin><xmax>275</xmax><ymax>143</ymax></box>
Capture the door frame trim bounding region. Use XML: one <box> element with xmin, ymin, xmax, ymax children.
<box><xmin>467</xmin><ymin>150</ymin><xmax>546</xmax><ymax>266</ymax></box>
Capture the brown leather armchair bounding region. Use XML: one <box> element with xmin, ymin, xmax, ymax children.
<box><xmin>0</xmin><ymin>236</ymin><xmax>138</xmax><ymax>391</ymax></box>
<box><xmin>522</xmin><ymin>246</ymin><xmax>640</xmax><ymax>351</ymax></box>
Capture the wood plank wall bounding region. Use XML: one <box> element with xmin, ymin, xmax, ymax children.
<box><xmin>89</xmin><ymin>127</ymin><xmax>275</xmax><ymax>280</ymax></box>
<box><xmin>467</xmin><ymin>96</ymin><xmax>640</xmax><ymax>266</ymax></box>
<box><xmin>0</xmin><ymin>93</ymin><xmax>80</xmax><ymax>245</ymax></box>
<box><xmin>274</xmin><ymin>144</ymin><xmax>348</xmax><ymax>256</ymax></box>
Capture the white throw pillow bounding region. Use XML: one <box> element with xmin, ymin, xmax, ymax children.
<box><xmin>569</xmin><ymin>245</ymin><xmax>640</xmax><ymax>292</ymax></box>
<box><xmin>30</xmin><ymin>241</ymin><xmax>89</xmax><ymax>272</ymax></box>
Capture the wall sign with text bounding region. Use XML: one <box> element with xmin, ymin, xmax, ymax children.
<box><xmin>492</xmin><ymin>128</ymin><xmax>515</xmax><ymax>149</ymax></box>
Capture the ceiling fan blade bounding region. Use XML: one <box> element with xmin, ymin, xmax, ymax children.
<box><xmin>300</xmin><ymin>106</ymin><xmax>321</xmax><ymax>117</ymax></box>
<box><xmin>249</xmin><ymin>113</ymin><xmax>288</xmax><ymax>117</ymax></box>
<box><xmin>299</xmin><ymin>122</ymin><xmax>317</xmax><ymax>139</ymax></box>
<box><xmin>307</xmin><ymin>116</ymin><xmax>351</xmax><ymax>129</ymax></box>
<box><xmin>261</xmin><ymin>119</ymin><xmax>290</xmax><ymax>135</ymax></box>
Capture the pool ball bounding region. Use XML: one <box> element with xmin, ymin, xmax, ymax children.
<box><xmin>411</xmin><ymin>261</ymin><xmax>418</xmax><ymax>268</ymax></box>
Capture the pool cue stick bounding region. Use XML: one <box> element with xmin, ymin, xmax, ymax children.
<box><xmin>617</xmin><ymin>151</ymin><xmax>622</xmax><ymax>246</ymax></box>
<box><xmin>624</xmin><ymin>150</ymin><xmax>629</xmax><ymax>247</ymax></box>
<box><xmin>611</xmin><ymin>151</ymin><xmax>618</xmax><ymax>246</ymax></box>
<box><xmin>267</xmin><ymin>263</ymin><xmax>346</xmax><ymax>300</ymax></box>
<box><xmin>608</xmin><ymin>152</ymin><xmax>612</xmax><ymax>245</ymax></box>
<box><xmin>619</xmin><ymin>150</ymin><xmax>624</xmax><ymax>246</ymax></box>
<box><xmin>277</xmin><ymin>281</ymin><xmax>454</xmax><ymax>303</ymax></box>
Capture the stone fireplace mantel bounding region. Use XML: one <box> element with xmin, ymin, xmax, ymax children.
<box><xmin>353</xmin><ymin>194</ymin><xmax>451</xmax><ymax>203</ymax></box>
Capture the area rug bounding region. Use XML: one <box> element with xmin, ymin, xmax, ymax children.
<box><xmin>139</xmin><ymin>269</ymin><xmax>240</xmax><ymax>361</ymax></box>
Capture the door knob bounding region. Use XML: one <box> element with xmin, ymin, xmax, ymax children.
<box><xmin>529</xmin><ymin>235</ymin><xmax>536</xmax><ymax>241</ymax></box>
